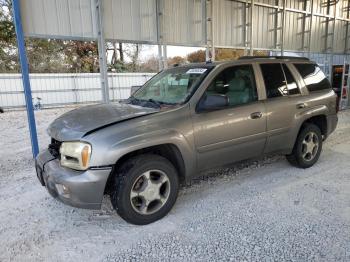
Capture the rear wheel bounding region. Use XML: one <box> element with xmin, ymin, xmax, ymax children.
<box><xmin>286</xmin><ymin>123</ymin><xmax>323</xmax><ymax>168</ymax></box>
<box><xmin>110</xmin><ymin>154</ymin><xmax>179</xmax><ymax>225</ymax></box>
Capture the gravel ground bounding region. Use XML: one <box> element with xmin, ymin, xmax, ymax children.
<box><xmin>0</xmin><ymin>108</ymin><xmax>350</xmax><ymax>262</ymax></box>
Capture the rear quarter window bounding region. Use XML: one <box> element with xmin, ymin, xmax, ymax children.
<box><xmin>293</xmin><ymin>63</ymin><xmax>331</xmax><ymax>92</ymax></box>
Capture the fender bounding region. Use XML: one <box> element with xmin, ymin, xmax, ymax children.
<box><xmin>288</xmin><ymin>105</ymin><xmax>329</xmax><ymax>150</ymax></box>
<box><xmin>98</xmin><ymin>129</ymin><xmax>196</xmax><ymax>180</ymax></box>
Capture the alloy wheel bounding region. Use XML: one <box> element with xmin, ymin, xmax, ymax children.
<box><xmin>301</xmin><ymin>131</ymin><xmax>319</xmax><ymax>161</ymax></box>
<box><xmin>130</xmin><ymin>170</ymin><xmax>171</xmax><ymax>215</ymax></box>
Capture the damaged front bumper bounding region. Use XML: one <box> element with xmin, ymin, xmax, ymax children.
<box><xmin>35</xmin><ymin>149</ymin><xmax>112</xmax><ymax>209</ymax></box>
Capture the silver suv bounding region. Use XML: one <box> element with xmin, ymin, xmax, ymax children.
<box><xmin>36</xmin><ymin>56</ymin><xmax>338</xmax><ymax>224</ymax></box>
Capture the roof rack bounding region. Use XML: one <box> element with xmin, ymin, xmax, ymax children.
<box><xmin>238</xmin><ymin>56</ymin><xmax>310</xmax><ymax>61</ymax></box>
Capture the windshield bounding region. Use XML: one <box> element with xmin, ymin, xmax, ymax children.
<box><xmin>131</xmin><ymin>66</ymin><xmax>212</xmax><ymax>106</ymax></box>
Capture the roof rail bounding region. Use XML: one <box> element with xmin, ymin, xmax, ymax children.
<box><xmin>238</xmin><ymin>56</ymin><xmax>310</xmax><ymax>61</ymax></box>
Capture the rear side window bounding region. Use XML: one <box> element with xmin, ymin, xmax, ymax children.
<box><xmin>282</xmin><ymin>64</ymin><xmax>300</xmax><ymax>95</ymax></box>
<box><xmin>293</xmin><ymin>63</ymin><xmax>331</xmax><ymax>92</ymax></box>
<box><xmin>260</xmin><ymin>63</ymin><xmax>288</xmax><ymax>98</ymax></box>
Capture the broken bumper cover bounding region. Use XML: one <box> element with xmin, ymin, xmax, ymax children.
<box><xmin>35</xmin><ymin>149</ymin><xmax>112</xmax><ymax>210</ymax></box>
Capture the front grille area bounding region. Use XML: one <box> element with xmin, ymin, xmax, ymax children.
<box><xmin>48</xmin><ymin>138</ymin><xmax>62</xmax><ymax>158</ymax></box>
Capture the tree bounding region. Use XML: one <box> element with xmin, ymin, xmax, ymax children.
<box><xmin>107</xmin><ymin>41</ymin><xmax>127</xmax><ymax>72</ymax></box>
<box><xmin>187</xmin><ymin>50</ymin><xmax>206</xmax><ymax>63</ymax></box>
<box><xmin>168</xmin><ymin>56</ymin><xmax>186</xmax><ymax>66</ymax></box>
<box><xmin>63</xmin><ymin>41</ymin><xmax>99</xmax><ymax>73</ymax></box>
<box><xmin>0</xmin><ymin>0</ymin><xmax>18</xmax><ymax>72</ymax></box>
<box><xmin>124</xmin><ymin>44</ymin><xmax>143</xmax><ymax>72</ymax></box>
<box><xmin>215</xmin><ymin>48</ymin><xmax>244</xmax><ymax>61</ymax></box>
<box><xmin>139</xmin><ymin>56</ymin><xmax>159</xmax><ymax>72</ymax></box>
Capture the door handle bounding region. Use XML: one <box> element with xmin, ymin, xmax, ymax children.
<box><xmin>250</xmin><ymin>112</ymin><xmax>262</xmax><ymax>119</ymax></box>
<box><xmin>297</xmin><ymin>103</ymin><xmax>306</xmax><ymax>109</ymax></box>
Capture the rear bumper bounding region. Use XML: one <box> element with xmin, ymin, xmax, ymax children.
<box><xmin>35</xmin><ymin>149</ymin><xmax>112</xmax><ymax>209</ymax></box>
<box><xmin>326</xmin><ymin>114</ymin><xmax>338</xmax><ymax>138</ymax></box>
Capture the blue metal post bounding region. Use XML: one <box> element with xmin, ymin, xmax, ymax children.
<box><xmin>12</xmin><ymin>0</ymin><xmax>39</xmax><ymax>158</ymax></box>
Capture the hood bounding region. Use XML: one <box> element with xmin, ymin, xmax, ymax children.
<box><xmin>47</xmin><ymin>103</ymin><xmax>159</xmax><ymax>141</ymax></box>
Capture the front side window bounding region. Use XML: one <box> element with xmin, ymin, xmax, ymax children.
<box><xmin>293</xmin><ymin>63</ymin><xmax>331</xmax><ymax>92</ymax></box>
<box><xmin>260</xmin><ymin>63</ymin><xmax>288</xmax><ymax>98</ymax></box>
<box><xmin>203</xmin><ymin>65</ymin><xmax>258</xmax><ymax>107</ymax></box>
<box><xmin>132</xmin><ymin>66</ymin><xmax>212</xmax><ymax>105</ymax></box>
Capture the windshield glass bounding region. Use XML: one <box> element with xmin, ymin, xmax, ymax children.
<box><xmin>132</xmin><ymin>66</ymin><xmax>212</xmax><ymax>105</ymax></box>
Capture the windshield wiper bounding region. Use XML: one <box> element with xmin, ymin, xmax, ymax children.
<box><xmin>127</xmin><ymin>96</ymin><xmax>177</xmax><ymax>108</ymax></box>
<box><xmin>126</xmin><ymin>97</ymin><xmax>161</xmax><ymax>108</ymax></box>
<box><xmin>126</xmin><ymin>96</ymin><xmax>141</xmax><ymax>105</ymax></box>
<box><xmin>147</xmin><ymin>99</ymin><xmax>162</xmax><ymax>107</ymax></box>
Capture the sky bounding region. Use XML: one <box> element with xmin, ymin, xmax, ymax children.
<box><xmin>106</xmin><ymin>44</ymin><xmax>204</xmax><ymax>63</ymax></box>
<box><xmin>139</xmin><ymin>45</ymin><xmax>205</xmax><ymax>61</ymax></box>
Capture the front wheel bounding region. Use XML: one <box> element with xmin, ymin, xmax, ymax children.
<box><xmin>110</xmin><ymin>154</ymin><xmax>179</xmax><ymax>225</ymax></box>
<box><xmin>286</xmin><ymin>123</ymin><xmax>323</xmax><ymax>168</ymax></box>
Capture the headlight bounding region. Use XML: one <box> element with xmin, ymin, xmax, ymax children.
<box><xmin>59</xmin><ymin>142</ymin><xmax>92</xmax><ymax>170</ymax></box>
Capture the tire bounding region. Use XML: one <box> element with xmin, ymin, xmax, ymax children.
<box><xmin>286</xmin><ymin>123</ymin><xmax>323</xmax><ymax>168</ymax></box>
<box><xmin>110</xmin><ymin>154</ymin><xmax>179</xmax><ymax>225</ymax></box>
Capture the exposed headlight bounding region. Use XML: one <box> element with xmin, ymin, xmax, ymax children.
<box><xmin>59</xmin><ymin>142</ymin><xmax>92</xmax><ymax>170</ymax></box>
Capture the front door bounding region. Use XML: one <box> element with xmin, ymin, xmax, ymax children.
<box><xmin>191</xmin><ymin>64</ymin><xmax>267</xmax><ymax>171</ymax></box>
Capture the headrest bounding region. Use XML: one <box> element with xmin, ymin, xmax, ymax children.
<box><xmin>235</xmin><ymin>69</ymin><xmax>247</xmax><ymax>78</ymax></box>
<box><xmin>214</xmin><ymin>80</ymin><xmax>227</xmax><ymax>93</ymax></box>
<box><xmin>228</xmin><ymin>78</ymin><xmax>246</xmax><ymax>91</ymax></box>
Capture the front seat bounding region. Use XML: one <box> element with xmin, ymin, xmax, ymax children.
<box><xmin>226</xmin><ymin>71</ymin><xmax>250</xmax><ymax>106</ymax></box>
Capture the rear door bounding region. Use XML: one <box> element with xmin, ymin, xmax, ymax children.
<box><xmin>259</xmin><ymin>63</ymin><xmax>308</xmax><ymax>154</ymax></box>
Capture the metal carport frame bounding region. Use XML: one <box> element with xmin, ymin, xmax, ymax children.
<box><xmin>12</xmin><ymin>0</ymin><xmax>39</xmax><ymax>157</ymax></box>
<box><xmin>11</xmin><ymin>0</ymin><xmax>350</xmax><ymax>158</ymax></box>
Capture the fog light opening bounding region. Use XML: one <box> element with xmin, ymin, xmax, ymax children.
<box><xmin>56</xmin><ymin>184</ymin><xmax>70</xmax><ymax>197</ymax></box>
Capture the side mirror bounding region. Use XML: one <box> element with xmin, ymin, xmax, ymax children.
<box><xmin>197</xmin><ymin>94</ymin><xmax>229</xmax><ymax>112</ymax></box>
<box><xmin>130</xmin><ymin>85</ymin><xmax>142</xmax><ymax>96</ymax></box>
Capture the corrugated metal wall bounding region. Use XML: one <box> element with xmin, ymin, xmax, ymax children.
<box><xmin>213</xmin><ymin>0</ymin><xmax>349</xmax><ymax>54</ymax></box>
<box><xmin>160</xmin><ymin>0</ymin><xmax>204</xmax><ymax>45</ymax></box>
<box><xmin>20</xmin><ymin>0</ymin><xmax>97</xmax><ymax>40</ymax></box>
<box><xmin>0</xmin><ymin>73</ymin><xmax>154</xmax><ymax>109</ymax></box>
<box><xmin>20</xmin><ymin>0</ymin><xmax>206</xmax><ymax>46</ymax></box>
<box><xmin>103</xmin><ymin>0</ymin><xmax>158</xmax><ymax>43</ymax></box>
<box><xmin>18</xmin><ymin>0</ymin><xmax>350</xmax><ymax>53</ymax></box>
<box><xmin>212</xmin><ymin>0</ymin><xmax>246</xmax><ymax>48</ymax></box>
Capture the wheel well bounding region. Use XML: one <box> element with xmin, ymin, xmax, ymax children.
<box><xmin>303</xmin><ymin>115</ymin><xmax>327</xmax><ymax>137</ymax></box>
<box><xmin>105</xmin><ymin>144</ymin><xmax>186</xmax><ymax>194</ymax></box>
